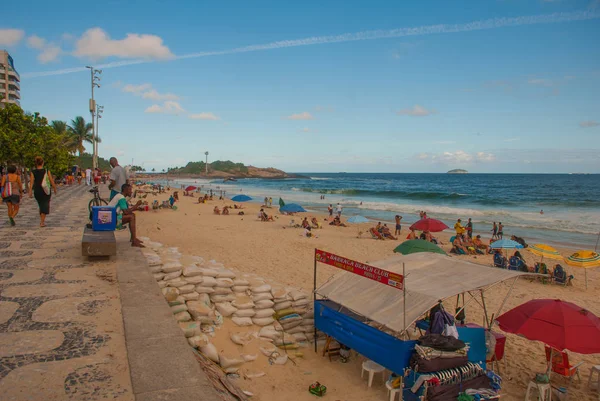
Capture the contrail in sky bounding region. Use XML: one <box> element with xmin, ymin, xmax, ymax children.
<box><xmin>22</xmin><ymin>10</ymin><xmax>600</xmax><ymax>78</ymax></box>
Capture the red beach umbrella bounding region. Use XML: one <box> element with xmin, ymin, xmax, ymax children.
<box><xmin>185</xmin><ymin>186</ymin><xmax>197</xmax><ymax>192</ymax></box>
<box><xmin>409</xmin><ymin>218</ymin><xmax>449</xmax><ymax>233</ymax></box>
<box><xmin>497</xmin><ymin>299</ymin><xmax>600</xmax><ymax>354</ymax></box>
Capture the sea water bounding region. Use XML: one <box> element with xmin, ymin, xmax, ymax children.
<box><xmin>169</xmin><ymin>173</ymin><xmax>600</xmax><ymax>249</ymax></box>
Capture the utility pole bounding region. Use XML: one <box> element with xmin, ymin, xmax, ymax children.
<box><xmin>96</xmin><ymin>104</ymin><xmax>103</xmax><ymax>167</ymax></box>
<box><xmin>205</xmin><ymin>151</ymin><xmax>209</xmax><ymax>175</ymax></box>
<box><xmin>86</xmin><ymin>66</ymin><xmax>101</xmax><ymax>169</ymax></box>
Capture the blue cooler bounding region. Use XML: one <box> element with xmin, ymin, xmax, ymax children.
<box><xmin>92</xmin><ymin>206</ymin><xmax>117</xmax><ymax>231</ymax></box>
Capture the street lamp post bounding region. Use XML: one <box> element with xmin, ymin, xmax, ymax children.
<box><xmin>86</xmin><ymin>66</ymin><xmax>102</xmax><ymax>169</ymax></box>
<box><xmin>96</xmin><ymin>104</ymin><xmax>103</xmax><ymax>166</ymax></box>
<box><xmin>205</xmin><ymin>151</ymin><xmax>209</xmax><ymax>175</ymax></box>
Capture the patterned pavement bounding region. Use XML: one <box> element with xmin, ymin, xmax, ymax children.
<box><xmin>0</xmin><ymin>184</ymin><xmax>134</xmax><ymax>401</ymax></box>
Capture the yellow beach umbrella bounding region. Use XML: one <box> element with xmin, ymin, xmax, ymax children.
<box><xmin>564</xmin><ymin>250</ymin><xmax>600</xmax><ymax>289</ymax></box>
<box><xmin>527</xmin><ymin>244</ymin><xmax>563</xmax><ymax>261</ymax></box>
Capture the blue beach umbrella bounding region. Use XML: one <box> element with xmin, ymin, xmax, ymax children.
<box><xmin>280</xmin><ymin>203</ymin><xmax>307</xmax><ymax>213</ymax></box>
<box><xmin>490</xmin><ymin>239</ymin><xmax>524</xmax><ymax>249</ymax></box>
<box><xmin>346</xmin><ymin>215</ymin><xmax>369</xmax><ymax>224</ymax></box>
<box><xmin>231</xmin><ymin>194</ymin><xmax>252</xmax><ymax>202</ymax></box>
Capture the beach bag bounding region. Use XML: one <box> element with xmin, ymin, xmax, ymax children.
<box><xmin>41</xmin><ymin>170</ymin><xmax>51</xmax><ymax>195</ymax></box>
<box><xmin>1</xmin><ymin>176</ymin><xmax>12</xmax><ymax>198</ymax></box>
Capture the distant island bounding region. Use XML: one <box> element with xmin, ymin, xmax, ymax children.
<box><xmin>138</xmin><ymin>160</ymin><xmax>305</xmax><ymax>179</ymax></box>
<box><xmin>447</xmin><ymin>169</ymin><xmax>468</xmax><ymax>174</ymax></box>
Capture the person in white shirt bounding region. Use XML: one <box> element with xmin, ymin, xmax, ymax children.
<box><xmin>85</xmin><ymin>168</ymin><xmax>92</xmax><ymax>185</ymax></box>
<box><xmin>108</xmin><ymin>157</ymin><xmax>128</xmax><ymax>200</ymax></box>
<box><xmin>336</xmin><ymin>203</ymin><xmax>343</xmax><ymax>217</ymax></box>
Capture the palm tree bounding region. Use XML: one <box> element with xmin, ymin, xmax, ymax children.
<box><xmin>51</xmin><ymin>120</ymin><xmax>78</xmax><ymax>153</ymax></box>
<box><xmin>68</xmin><ymin>116</ymin><xmax>94</xmax><ymax>156</ymax></box>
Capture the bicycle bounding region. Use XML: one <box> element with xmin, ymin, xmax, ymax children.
<box><xmin>88</xmin><ymin>186</ymin><xmax>108</xmax><ymax>212</ymax></box>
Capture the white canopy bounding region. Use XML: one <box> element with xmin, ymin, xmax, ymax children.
<box><xmin>316</xmin><ymin>253</ymin><xmax>530</xmax><ymax>333</ymax></box>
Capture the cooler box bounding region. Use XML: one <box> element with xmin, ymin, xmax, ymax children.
<box><xmin>92</xmin><ymin>206</ymin><xmax>117</xmax><ymax>231</ymax></box>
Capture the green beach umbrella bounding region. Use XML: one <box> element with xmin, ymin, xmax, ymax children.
<box><xmin>393</xmin><ymin>239</ymin><xmax>446</xmax><ymax>256</ymax></box>
<box><xmin>279</xmin><ymin>197</ymin><xmax>285</xmax><ymax>207</ymax></box>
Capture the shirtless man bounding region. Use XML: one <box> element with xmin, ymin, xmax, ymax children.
<box><xmin>394</xmin><ymin>215</ymin><xmax>402</xmax><ymax>236</ymax></box>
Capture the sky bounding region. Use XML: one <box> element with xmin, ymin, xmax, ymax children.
<box><xmin>2</xmin><ymin>0</ymin><xmax>600</xmax><ymax>173</ymax></box>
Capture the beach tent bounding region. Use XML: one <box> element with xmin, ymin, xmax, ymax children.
<box><xmin>314</xmin><ymin>253</ymin><xmax>535</xmax><ymax>376</ymax></box>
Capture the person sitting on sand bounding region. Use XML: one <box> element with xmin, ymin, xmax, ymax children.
<box><xmin>462</xmin><ymin>235</ymin><xmax>478</xmax><ymax>255</ymax></box>
<box><xmin>311</xmin><ymin>217</ymin><xmax>320</xmax><ymax>228</ymax></box>
<box><xmin>302</xmin><ymin>217</ymin><xmax>310</xmax><ymax>228</ymax></box>
<box><xmin>305</xmin><ymin>226</ymin><xmax>313</xmax><ymax>238</ymax></box>
<box><xmin>260</xmin><ymin>209</ymin><xmax>274</xmax><ymax>221</ymax></box>
<box><xmin>381</xmin><ymin>224</ymin><xmax>397</xmax><ymax>240</ymax></box>
<box><xmin>424</xmin><ymin>230</ymin><xmax>439</xmax><ymax>245</ymax></box>
<box><xmin>375</xmin><ymin>222</ymin><xmax>383</xmax><ymax>233</ymax></box>
<box><xmin>214</xmin><ymin>206</ymin><xmax>221</xmax><ymax>215</ymax></box>
<box><xmin>329</xmin><ymin>216</ymin><xmax>347</xmax><ymax>227</ymax></box>
<box><xmin>222</xmin><ymin>206</ymin><xmax>230</xmax><ymax>215</ymax></box>
<box><xmin>108</xmin><ymin>184</ymin><xmax>144</xmax><ymax>247</ymax></box>
<box><xmin>406</xmin><ymin>228</ymin><xmax>417</xmax><ymax>240</ymax></box>
<box><xmin>473</xmin><ymin>235</ymin><xmax>489</xmax><ymax>252</ymax></box>
<box><xmin>452</xmin><ymin>235</ymin><xmax>468</xmax><ymax>255</ymax></box>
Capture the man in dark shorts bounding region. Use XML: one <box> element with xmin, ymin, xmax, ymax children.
<box><xmin>466</xmin><ymin>218</ymin><xmax>473</xmax><ymax>238</ymax></box>
<box><xmin>328</xmin><ymin>204</ymin><xmax>333</xmax><ymax>217</ymax></box>
<box><xmin>498</xmin><ymin>222</ymin><xmax>504</xmax><ymax>239</ymax></box>
<box><xmin>394</xmin><ymin>215</ymin><xmax>402</xmax><ymax>236</ymax></box>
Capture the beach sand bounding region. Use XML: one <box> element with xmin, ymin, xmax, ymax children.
<box><xmin>136</xmin><ymin>192</ymin><xmax>600</xmax><ymax>401</ymax></box>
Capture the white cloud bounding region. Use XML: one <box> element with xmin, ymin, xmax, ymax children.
<box><xmin>580</xmin><ymin>120</ymin><xmax>600</xmax><ymax>128</ymax></box>
<box><xmin>417</xmin><ymin>153</ymin><xmax>429</xmax><ymax>160</ymax></box>
<box><xmin>145</xmin><ymin>101</ymin><xmax>185</xmax><ymax>114</ymax></box>
<box><xmin>475</xmin><ymin>152</ymin><xmax>496</xmax><ymax>162</ymax></box>
<box><xmin>285</xmin><ymin>112</ymin><xmax>314</xmax><ymax>120</ymax></box>
<box><xmin>73</xmin><ymin>27</ymin><xmax>174</xmax><ymax>60</ymax></box>
<box><xmin>396</xmin><ymin>105</ymin><xmax>436</xmax><ymax>117</ymax></box>
<box><xmin>189</xmin><ymin>112</ymin><xmax>220</xmax><ymax>120</ymax></box>
<box><xmin>418</xmin><ymin>150</ymin><xmax>496</xmax><ymax>164</ymax></box>
<box><xmin>142</xmin><ymin>89</ymin><xmax>180</xmax><ymax>101</ymax></box>
<box><xmin>0</xmin><ymin>29</ymin><xmax>25</xmax><ymax>46</ymax></box>
<box><xmin>27</xmin><ymin>35</ymin><xmax>46</xmax><ymax>49</ymax></box>
<box><xmin>122</xmin><ymin>83</ymin><xmax>152</xmax><ymax>94</ymax></box>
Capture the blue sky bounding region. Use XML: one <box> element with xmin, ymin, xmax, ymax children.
<box><xmin>2</xmin><ymin>0</ymin><xmax>600</xmax><ymax>173</ymax></box>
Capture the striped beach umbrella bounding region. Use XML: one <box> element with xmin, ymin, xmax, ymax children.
<box><xmin>564</xmin><ymin>250</ymin><xmax>600</xmax><ymax>290</ymax></box>
<box><xmin>490</xmin><ymin>239</ymin><xmax>524</xmax><ymax>250</ymax></box>
<box><xmin>528</xmin><ymin>244</ymin><xmax>563</xmax><ymax>261</ymax></box>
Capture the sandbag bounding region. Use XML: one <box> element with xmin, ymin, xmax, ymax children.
<box><xmin>286</xmin><ymin>325</ymin><xmax>306</xmax><ymax>335</ymax></box>
<box><xmin>219</xmin><ymin>356</ymin><xmax>245</xmax><ymax>369</ymax></box>
<box><xmin>232</xmin><ymin>286</ymin><xmax>250</xmax><ymax>293</ymax></box>
<box><xmin>293</xmin><ymin>299</ymin><xmax>310</xmax><ymax>307</ymax></box>
<box><xmin>274</xmin><ymin>337</ymin><xmax>298</xmax><ymax>348</ymax></box>
<box><xmin>168</xmin><ymin>296</ymin><xmax>185</xmax><ymax>306</ymax></box>
<box><xmin>233</xmin><ymin>278</ymin><xmax>250</xmax><ymax>286</ymax></box>
<box><xmin>186</xmin><ymin>301</ymin><xmax>213</xmax><ymax>319</ymax></box>
<box><xmin>199</xmin><ymin>268</ymin><xmax>219</xmax><ymax>277</ymax></box>
<box><xmin>259</xmin><ymin>326</ymin><xmax>282</xmax><ymax>340</ymax></box>
<box><xmin>157</xmin><ymin>280</ymin><xmax>167</xmax><ymax>289</ymax></box>
<box><xmin>201</xmin><ymin>276</ymin><xmax>218</xmax><ymax>287</ymax></box>
<box><xmin>183</xmin><ymin>265</ymin><xmax>204</xmax><ymax>277</ymax></box>
<box><xmin>200</xmin><ymin>343</ymin><xmax>219</xmax><ymax>362</ymax></box>
<box><xmin>241</xmin><ymin>354</ymin><xmax>257</xmax><ymax>362</ymax></box>
<box><xmin>163</xmin><ymin>270</ymin><xmax>183</xmax><ymax>281</ymax></box>
<box><xmin>259</xmin><ymin>346</ymin><xmax>278</xmax><ymax>357</ymax></box>
<box><xmin>198</xmin><ymin>293</ymin><xmax>211</xmax><ymax>306</ymax></box>
<box><xmin>215</xmin><ymin>278</ymin><xmax>234</xmax><ymax>288</ymax></box>
<box><xmin>252</xmin><ymin>317</ymin><xmax>275</xmax><ymax>326</ymax></box>
<box><xmin>188</xmin><ymin>334</ymin><xmax>210</xmax><ymax>348</ymax></box>
<box><xmin>179</xmin><ymin>321</ymin><xmax>202</xmax><ymax>337</ymax></box>
<box><xmin>153</xmin><ymin>272</ymin><xmax>165</xmax><ymax>281</ymax></box>
<box><xmin>162</xmin><ymin>262</ymin><xmax>183</xmax><ymax>273</ymax></box>
<box><xmin>232</xmin><ymin>316</ymin><xmax>253</xmax><ymax>327</ymax></box>
<box><xmin>210</xmin><ymin>294</ymin><xmax>236</xmax><ymax>303</ymax></box>
<box><xmin>185</xmin><ymin>275</ymin><xmax>204</xmax><ymax>285</ymax></box>
<box><xmin>195</xmin><ymin>285</ymin><xmax>215</xmax><ymax>294</ymax></box>
<box><xmin>216</xmin><ymin>269</ymin><xmax>236</xmax><ymax>279</ymax></box>
<box><xmin>255</xmin><ymin>299</ymin><xmax>275</xmax><ymax>309</ymax></box>
<box><xmin>166</xmin><ymin>278</ymin><xmax>188</xmax><ymax>288</ymax></box>
<box><xmin>181</xmin><ymin>292</ymin><xmax>200</xmax><ymax>301</ymax></box>
<box><xmin>178</xmin><ymin>284</ymin><xmax>196</xmax><ymax>294</ymax></box>
<box><xmin>232</xmin><ymin>296</ymin><xmax>254</xmax><ymax>310</ymax></box>
<box><xmin>279</xmin><ymin>313</ymin><xmax>302</xmax><ymax>328</ymax></box>
<box><xmin>174</xmin><ymin>311</ymin><xmax>192</xmax><ymax>322</ymax></box>
<box><xmin>149</xmin><ymin>264</ymin><xmax>163</xmax><ymax>274</ymax></box>
<box><xmin>292</xmin><ymin>332</ymin><xmax>308</xmax><ymax>342</ymax></box>
<box><xmin>271</xmin><ymin>355</ymin><xmax>288</xmax><ymax>365</ymax></box>
<box><xmin>212</xmin><ymin>287</ymin><xmax>234</xmax><ymax>295</ymax></box>
<box><xmin>301</xmin><ymin>318</ymin><xmax>315</xmax><ymax>327</ymax></box>
<box><xmin>230</xmin><ymin>332</ymin><xmax>256</xmax><ymax>346</ymax></box>
<box><xmin>252</xmin><ymin>293</ymin><xmax>273</xmax><ymax>302</ymax></box>
<box><xmin>254</xmin><ymin>308</ymin><xmax>275</xmax><ymax>319</ymax></box>
<box><xmin>273</xmin><ymin>297</ymin><xmax>289</xmax><ymax>304</ymax></box>
<box><xmin>215</xmin><ymin>302</ymin><xmax>237</xmax><ymax>317</ymax></box>
<box><xmin>251</xmin><ymin>284</ymin><xmax>272</xmax><ymax>293</ymax></box>
<box><xmin>271</xmin><ymin>287</ymin><xmax>288</xmax><ymax>299</ymax></box>
<box><xmin>288</xmin><ymin>289</ymin><xmax>307</xmax><ymax>301</ymax></box>
<box><xmin>162</xmin><ymin>287</ymin><xmax>180</xmax><ymax>302</ymax></box>
<box><xmin>281</xmin><ymin>320</ymin><xmax>303</xmax><ymax>331</ymax></box>
<box><xmin>274</xmin><ymin>301</ymin><xmax>292</xmax><ymax>311</ymax></box>
<box><xmin>233</xmin><ymin>309</ymin><xmax>256</xmax><ymax>318</ymax></box>
<box><xmin>273</xmin><ymin>308</ymin><xmax>296</xmax><ymax>319</ymax></box>
<box><xmin>170</xmin><ymin>304</ymin><xmax>188</xmax><ymax>314</ymax></box>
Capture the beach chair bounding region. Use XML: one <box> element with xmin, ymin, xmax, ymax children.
<box><xmin>369</xmin><ymin>228</ymin><xmax>384</xmax><ymax>240</ymax></box>
<box><xmin>545</xmin><ymin>345</ymin><xmax>583</xmax><ymax>385</ymax></box>
<box><xmin>552</xmin><ymin>264</ymin><xmax>573</xmax><ymax>286</ymax></box>
<box><xmin>493</xmin><ymin>253</ymin><xmax>507</xmax><ymax>268</ymax></box>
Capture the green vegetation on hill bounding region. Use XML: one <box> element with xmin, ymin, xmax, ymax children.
<box><xmin>170</xmin><ymin>160</ymin><xmax>248</xmax><ymax>175</ymax></box>
<box><xmin>74</xmin><ymin>153</ymin><xmax>111</xmax><ymax>171</ymax></box>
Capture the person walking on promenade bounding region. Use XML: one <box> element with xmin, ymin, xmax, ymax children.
<box><xmin>29</xmin><ymin>157</ymin><xmax>57</xmax><ymax>227</ymax></box>
<box><xmin>108</xmin><ymin>157</ymin><xmax>128</xmax><ymax>201</ymax></box>
<box><xmin>85</xmin><ymin>167</ymin><xmax>92</xmax><ymax>186</ymax></box>
<box><xmin>1</xmin><ymin>165</ymin><xmax>23</xmax><ymax>226</ymax></box>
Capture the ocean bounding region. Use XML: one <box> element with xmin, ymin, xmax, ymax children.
<box><xmin>168</xmin><ymin>173</ymin><xmax>600</xmax><ymax>249</ymax></box>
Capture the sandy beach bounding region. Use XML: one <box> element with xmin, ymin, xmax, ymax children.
<box><xmin>136</xmin><ymin>191</ymin><xmax>600</xmax><ymax>401</ymax></box>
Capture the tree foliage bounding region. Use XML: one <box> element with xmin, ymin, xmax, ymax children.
<box><xmin>74</xmin><ymin>153</ymin><xmax>111</xmax><ymax>171</ymax></box>
<box><xmin>171</xmin><ymin>160</ymin><xmax>248</xmax><ymax>174</ymax></box>
<box><xmin>0</xmin><ymin>104</ymin><xmax>74</xmax><ymax>175</ymax></box>
<box><xmin>68</xmin><ymin>116</ymin><xmax>94</xmax><ymax>156</ymax></box>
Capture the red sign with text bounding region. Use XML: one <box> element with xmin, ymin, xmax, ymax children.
<box><xmin>315</xmin><ymin>249</ymin><xmax>404</xmax><ymax>290</ymax></box>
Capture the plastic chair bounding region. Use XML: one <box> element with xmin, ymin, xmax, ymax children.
<box><xmin>545</xmin><ymin>346</ymin><xmax>583</xmax><ymax>384</ymax></box>
<box><xmin>361</xmin><ymin>360</ymin><xmax>386</xmax><ymax>388</ymax></box>
<box><xmin>588</xmin><ymin>365</ymin><xmax>600</xmax><ymax>396</ymax></box>
<box><xmin>525</xmin><ymin>381</ymin><xmax>551</xmax><ymax>401</ymax></box>
<box><xmin>385</xmin><ymin>380</ymin><xmax>403</xmax><ymax>401</ymax></box>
